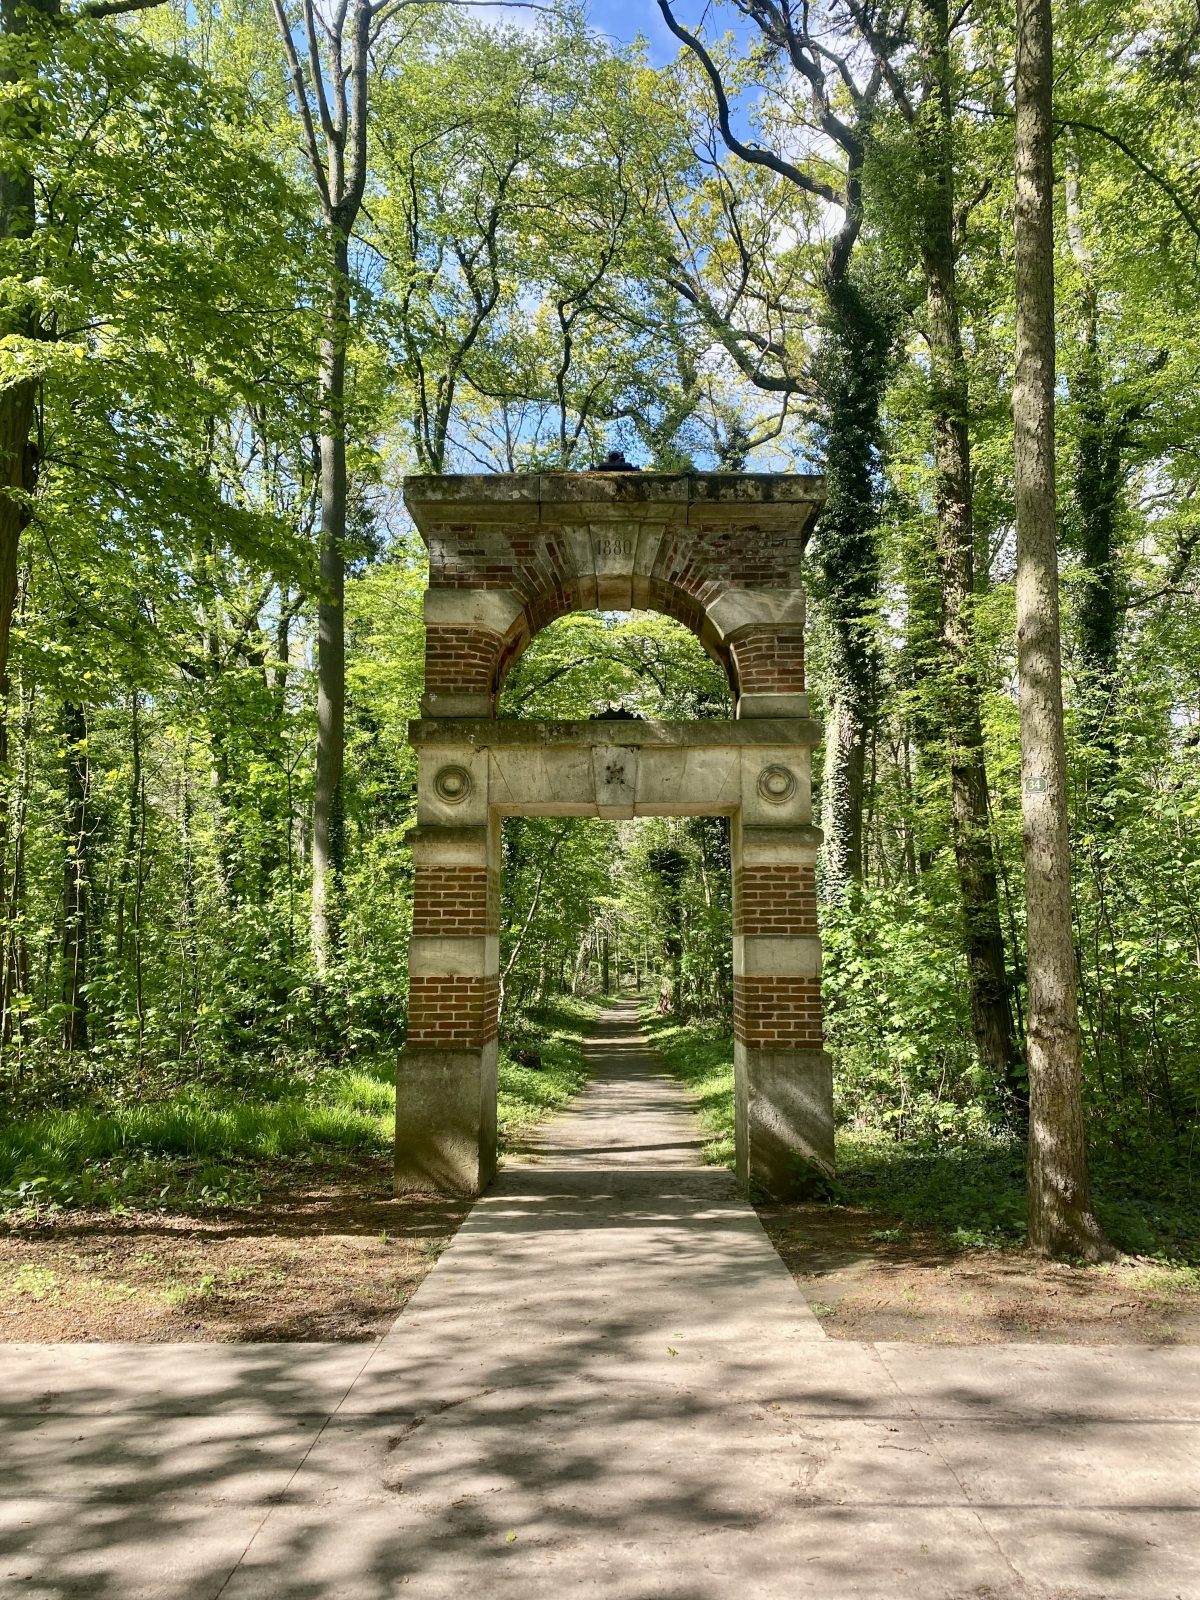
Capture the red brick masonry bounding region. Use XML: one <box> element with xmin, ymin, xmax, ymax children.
<box><xmin>728</xmin><ymin>627</ymin><xmax>806</xmax><ymax>695</ymax></box>
<box><xmin>424</xmin><ymin>626</ymin><xmax>506</xmax><ymax>699</ymax></box>
<box><xmin>411</xmin><ymin>868</ymin><xmax>499</xmax><ymax>937</ymax></box>
<box><xmin>733</xmin><ymin>977</ymin><xmax>823</xmax><ymax>1048</ymax></box>
<box><xmin>407</xmin><ymin>975</ymin><xmax>500</xmax><ymax>1046</ymax></box>
<box><xmin>733</xmin><ymin>865</ymin><xmax>818</xmax><ymax>935</ymax></box>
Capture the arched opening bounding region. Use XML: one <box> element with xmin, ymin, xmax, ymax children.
<box><xmin>497</xmin><ymin>609</ymin><xmax>733</xmax><ymax>720</ymax></box>
<box><xmin>494</xmin><ymin>581</ymin><xmax>736</xmax><ymax>707</ymax></box>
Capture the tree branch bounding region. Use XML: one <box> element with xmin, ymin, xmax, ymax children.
<box><xmin>1055</xmin><ymin>116</ymin><xmax>1200</xmax><ymax>245</ymax></box>
<box><xmin>656</xmin><ymin>0</ymin><xmax>841</xmax><ymax>205</ymax></box>
<box><xmin>269</xmin><ymin>0</ymin><xmax>334</xmax><ymax>216</ymax></box>
<box><xmin>75</xmin><ymin>0</ymin><xmax>167</xmax><ymax>17</ymax></box>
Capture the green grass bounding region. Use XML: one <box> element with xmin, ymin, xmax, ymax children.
<box><xmin>498</xmin><ymin>995</ymin><xmax>595</xmax><ymax>1142</ymax></box>
<box><xmin>640</xmin><ymin>1010</ymin><xmax>735</xmax><ymax>1168</ymax></box>
<box><xmin>0</xmin><ymin>1065</ymin><xmax>397</xmax><ymax>1213</ymax></box>
<box><xmin>0</xmin><ymin>997</ymin><xmax>597</xmax><ymax>1215</ymax></box>
<box><xmin>644</xmin><ymin>1013</ymin><xmax>1200</xmax><ymax>1265</ymax></box>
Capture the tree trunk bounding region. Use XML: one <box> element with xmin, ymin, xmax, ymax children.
<box><xmin>114</xmin><ymin>690</ymin><xmax>140</xmax><ymax>966</ymax></box>
<box><xmin>1064</xmin><ymin>146</ymin><xmax>1124</xmax><ymax>770</ymax></box>
<box><xmin>2</xmin><ymin>666</ymin><xmax>30</xmax><ymax>1048</ymax></box>
<box><xmin>0</xmin><ymin>0</ymin><xmax>45</xmax><ymax>934</ymax></box>
<box><xmin>813</xmin><ymin>273</ymin><xmax>893</xmax><ymax>899</ymax></box>
<box><xmin>61</xmin><ymin>699</ymin><xmax>89</xmax><ymax>1051</ymax></box>
<box><xmin>821</xmin><ymin>697</ymin><xmax>868</xmax><ymax>892</ymax></box>
<box><xmin>1013</xmin><ymin>0</ymin><xmax>1114</xmax><ymax>1260</ymax></box>
<box><xmin>310</xmin><ymin>234</ymin><xmax>349</xmax><ymax>974</ymax></box>
<box><xmin>918</xmin><ymin>0</ymin><xmax>1023</xmax><ymax>1103</ymax></box>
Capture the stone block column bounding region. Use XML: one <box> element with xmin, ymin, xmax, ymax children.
<box><xmin>731</xmin><ymin>817</ymin><xmax>833</xmax><ymax>1196</ymax></box>
<box><xmin>395</xmin><ymin>817</ymin><xmax>501</xmax><ymax>1195</ymax></box>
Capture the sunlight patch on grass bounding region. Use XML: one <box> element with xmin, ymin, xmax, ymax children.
<box><xmin>642</xmin><ymin>1015</ymin><xmax>1199</xmax><ymax>1264</ymax></box>
<box><xmin>0</xmin><ymin>1001</ymin><xmax>600</xmax><ymax>1215</ymax></box>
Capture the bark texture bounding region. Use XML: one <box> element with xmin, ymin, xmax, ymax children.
<box><xmin>61</xmin><ymin>699</ymin><xmax>89</xmax><ymax>1051</ymax></box>
<box><xmin>1013</xmin><ymin>0</ymin><xmax>1114</xmax><ymax>1261</ymax></box>
<box><xmin>310</xmin><ymin>234</ymin><xmax>349</xmax><ymax>969</ymax></box>
<box><xmin>916</xmin><ymin>0</ymin><xmax>1023</xmax><ymax>1103</ymax></box>
<box><xmin>814</xmin><ymin>274</ymin><xmax>894</xmax><ymax>899</ymax></box>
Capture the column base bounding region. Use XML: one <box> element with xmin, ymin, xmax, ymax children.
<box><xmin>394</xmin><ymin>1041</ymin><xmax>498</xmax><ymax>1196</ymax></box>
<box><xmin>734</xmin><ymin>1041</ymin><xmax>834</xmax><ymax>1199</ymax></box>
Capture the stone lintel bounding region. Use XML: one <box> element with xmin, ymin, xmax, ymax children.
<box><xmin>409</xmin><ymin>718</ymin><xmax>822</xmax><ymax>750</ymax></box>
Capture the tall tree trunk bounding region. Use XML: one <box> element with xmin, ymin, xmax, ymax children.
<box><xmin>310</xmin><ymin>235</ymin><xmax>349</xmax><ymax>973</ymax></box>
<box><xmin>0</xmin><ymin>0</ymin><xmax>45</xmax><ymax>936</ymax></box>
<box><xmin>1013</xmin><ymin>0</ymin><xmax>1114</xmax><ymax>1260</ymax></box>
<box><xmin>1063</xmin><ymin>146</ymin><xmax>1125</xmax><ymax>771</ymax></box>
<box><xmin>2</xmin><ymin>667</ymin><xmax>30</xmax><ymax>1047</ymax></box>
<box><xmin>114</xmin><ymin>690</ymin><xmax>140</xmax><ymax>966</ymax></box>
<box><xmin>61</xmin><ymin>699</ymin><xmax>89</xmax><ymax>1051</ymax></box>
<box><xmin>268</xmin><ymin>0</ymin><xmax>370</xmax><ymax>977</ymax></box>
<box><xmin>814</xmin><ymin>273</ymin><xmax>894</xmax><ymax>898</ymax></box>
<box><xmin>917</xmin><ymin>0</ymin><xmax>1023</xmax><ymax>1103</ymax></box>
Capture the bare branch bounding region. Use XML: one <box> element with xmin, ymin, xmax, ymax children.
<box><xmin>1056</xmin><ymin>116</ymin><xmax>1200</xmax><ymax>245</ymax></box>
<box><xmin>656</xmin><ymin>0</ymin><xmax>842</xmax><ymax>205</ymax></box>
<box><xmin>301</xmin><ymin>0</ymin><xmax>338</xmax><ymax>146</ymax></box>
<box><xmin>269</xmin><ymin>0</ymin><xmax>334</xmax><ymax>216</ymax></box>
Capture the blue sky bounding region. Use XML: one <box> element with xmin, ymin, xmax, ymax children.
<box><xmin>567</xmin><ymin>2</ymin><xmax>758</xmax><ymax>67</ymax></box>
<box><xmin>585</xmin><ymin>0</ymin><xmax>682</xmax><ymax>61</ymax></box>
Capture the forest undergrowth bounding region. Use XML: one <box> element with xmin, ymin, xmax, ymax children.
<box><xmin>643</xmin><ymin>1008</ymin><xmax>1200</xmax><ymax>1273</ymax></box>
<box><xmin>0</xmin><ymin>998</ymin><xmax>594</xmax><ymax>1217</ymax></box>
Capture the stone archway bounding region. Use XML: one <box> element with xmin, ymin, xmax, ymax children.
<box><xmin>396</xmin><ymin>471</ymin><xmax>832</xmax><ymax>1201</ymax></box>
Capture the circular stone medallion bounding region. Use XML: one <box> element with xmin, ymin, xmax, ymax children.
<box><xmin>757</xmin><ymin>763</ymin><xmax>797</xmax><ymax>804</ymax></box>
<box><xmin>433</xmin><ymin>764</ymin><xmax>473</xmax><ymax>804</ymax></box>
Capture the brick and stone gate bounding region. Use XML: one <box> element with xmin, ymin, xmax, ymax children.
<box><xmin>397</xmin><ymin>471</ymin><xmax>832</xmax><ymax>1200</ymax></box>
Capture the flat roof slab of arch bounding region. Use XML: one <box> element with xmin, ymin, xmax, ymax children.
<box><xmin>404</xmin><ymin>471</ymin><xmax>825</xmax><ymax>534</ymax></box>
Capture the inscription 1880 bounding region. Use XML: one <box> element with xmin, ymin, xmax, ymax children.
<box><xmin>595</xmin><ymin>537</ymin><xmax>634</xmax><ymax>559</ymax></box>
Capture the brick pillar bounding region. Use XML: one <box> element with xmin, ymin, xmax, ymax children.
<box><xmin>395</xmin><ymin>818</ymin><xmax>501</xmax><ymax>1194</ymax></box>
<box><xmin>731</xmin><ymin>818</ymin><xmax>833</xmax><ymax>1196</ymax></box>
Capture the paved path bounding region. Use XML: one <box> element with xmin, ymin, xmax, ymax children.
<box><xmin>2</xmin><ymin>1001</ymin><xmax>1198</xmax><ymax>1599</ymax></box>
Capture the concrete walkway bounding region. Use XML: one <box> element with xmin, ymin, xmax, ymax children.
<box><xmin>2</xmin><ymin>1001</ymin><xmax>1198</xmax><ymax>1599</ymax></box>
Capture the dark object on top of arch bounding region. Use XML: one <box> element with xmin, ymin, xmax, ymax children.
<box><xmin>588</xmin><ymin>449</ymin><xmax>641</xmax><ymax>472</ymax></box>
<box><xmin>589</xmin><ymin>707</ymin><xmax>645</xmax><ymax>721</ymax></box>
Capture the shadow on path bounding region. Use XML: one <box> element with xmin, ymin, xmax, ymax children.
<box><xmin>2</xmin><ymin>1002</ymin><xmax>1198</xmax><ymax>1598</ymax></box>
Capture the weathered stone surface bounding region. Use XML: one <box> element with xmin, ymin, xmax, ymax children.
<box><xmin>410</xmin><ymin>717</ymin><xmax>823</xmax><ymax>748</ymax></box>
<box><xmin>735</xmin><ymin>1040</ymin><xmax>835</xmax><ymax>1189</ymax></box>
<box><xmin>394</xmin><ymin>1041</ymin><xmax>498</xmax><ymax>1195</ymax></box>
